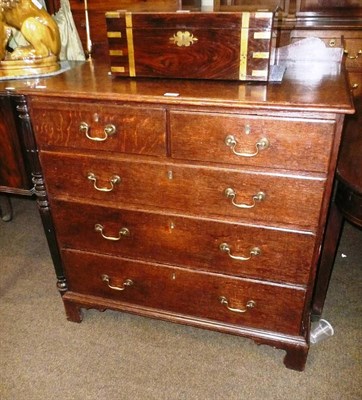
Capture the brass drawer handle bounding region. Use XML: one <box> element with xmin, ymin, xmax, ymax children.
<box><xmin>95</xmin><ymin>224</ymin><xmax>130</xmax><ymax>241</ymax></box>
<box><xmin>351</xmin><ymin>83</ymin><xmax>359</xmax><ymax>90</ymax></box>
<box><xmin>344</xmin><ymin>49</ymin><xmax>362</xmax><ymax>59</ymax></box>
<box><xmin>219</xmin><ymin>296</ymin><xmax>256</xmax><ymax>313</ymax></box>
<box><xmin>80</xmin><ymin>121</ymin><xmax>117</xmax><ymax>142</ymax></box>
<box><xmin>224</xmin><ymin>188</ymin><xmax>265</xmax><ymax>209</ymax></box>
<box><xmin>219</xmin><ymin>243</ymin><xmax>261</xmax><ymax>261</ymax></box>
<box><xmin>224</xmin><ymin>135</ymin><xmax>269</xmax><ymax>157</ymax></box>
<box><xmin>87</xmin><ymin>172</ymin><xmax>121</xmax><ymax>192</ymax></box>
<box><xmin>101</xmin><ymin>274</ymin><xmax>133</xmax><ymax>291</ymax></box>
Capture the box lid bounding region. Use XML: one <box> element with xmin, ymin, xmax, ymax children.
<box><xmin>106</xmin><ymin>11</ymin><xmax>274</xmax><ymax>81</ymax></box>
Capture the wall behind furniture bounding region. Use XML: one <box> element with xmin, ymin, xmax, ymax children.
<box><xmin>202</xmin><ymin>0</ymin><xmax>213</xmax><ymax>7</ymax></box>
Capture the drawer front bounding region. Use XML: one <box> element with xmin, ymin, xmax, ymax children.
<box><xmin>344</xmin><ymin>38</ymin><xmax>362</xmax><ymax>70</ymax></box>
<box><xmin>30</xmin><ymin>99</ymin><xmax>167</xmax><ymax>156</ymax></box>
<box><xmin>170</xmin><ymin>111</ymin><xmax>335</xmax><ymax>172</ymax></box>
<box><xmin>42</xmin><ymin>152</ymin><xmax>326</xmax><ymax>229</ymax></box>
<box><xmin>52</xmin><ymin>200</ymin><xmax>315</xmax><ymax>285</ymax></box>
<box><xmin>63</xmin><ymin>249</ymin><xmax>306</xmax><ymax>335</ymax></box>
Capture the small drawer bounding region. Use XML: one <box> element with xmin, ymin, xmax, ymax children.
<box><xmin>170</xmin><ymin>111</ymin><xmax>335</xmax><ymax>172</ymax></box>
<box><xmin>344</xmin><ymin>38</ymin><xmax>362</xmax><ymax>70</ymax></box>
<box><xmin>52</xmin><ymin>200</ymin><xmax>316</xmax><ymax>285</ymax></box>
<box><xmin>41</xmin><ymin>152</ymin><xmax>326</xmax><ymax>230</ymax></box>
<box><xmin>29</xmin><ymin>98</ymin><xmax>167</xmax><ymax>157</ymax></box>
<box><xmin>62</xmin><ymin>249</ymin><xmax>306</xmax><ymax>335</ymax></box>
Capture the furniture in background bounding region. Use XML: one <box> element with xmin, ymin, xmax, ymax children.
<box><xmin>278</xmin><ymin>3</ymin><xmax>362</xmax><ymax>317</ymax></box>
<box><xmin>313</xmin><ymin>98</ymin><xmax>362</xmax><ymax>317</ymax></box>
<box><xmin>214</xmin><ymin>0</ymin><xmax>282</xmax><ymax>12</ymax></box>
<box><xmin>0</xmin><ymin>95</ymin><xmax>35</xmax><ymax>221</ymax></box>
<box><xmin>45</xmin><ymin>0</ymin><xmax>201</xmax><ymax>58</ymax></box>
<box><xmin>214</xmin><ymin>0</ymin><xmax>362</xmax><ymax>16</ymax></box>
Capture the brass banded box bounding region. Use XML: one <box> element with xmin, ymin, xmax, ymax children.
<box><xmin>105</xmin><ymin>11</ymin><xmax>274</xmax><ymax>81</ymax></box>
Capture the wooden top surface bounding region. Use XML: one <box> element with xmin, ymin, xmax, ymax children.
<box><xmin>0</xmin><ymin>60</ymin><xmax>354</xmax><ymax>115</ymax></box>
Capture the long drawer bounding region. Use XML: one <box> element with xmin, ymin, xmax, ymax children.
<box><xmin>62</xmin><ymin>249</ymin><xmax>306</xmax><ymax>335</ymax></box>
<box><xmin>52</xmin><ymin>200</ymin><xmax>315</xmax><ymax>285</ymax></box>
<box><xmin>30</xmin><ymin>99</ymin><xmax>167</xmax><ymax>156</ymax></box>
<box><xmin>170</xmin><ymin>111</ymin><xmax>335</xmax><ymax>172</ymax></box>
<box><xmin>41</xmin><ymin>151</ymin><xmax>326</xmax><ymax>229</ymax></box>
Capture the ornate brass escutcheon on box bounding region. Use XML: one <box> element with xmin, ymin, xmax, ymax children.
<box><xmin>169</xmin><ymin>31</ymin><xmax>198</xmax><ymax>47</ymax></box>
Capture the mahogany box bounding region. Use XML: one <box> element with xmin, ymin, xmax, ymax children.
<box><xmin>105</xmin><ymin>11</ymin><xmax>274</xmax><ymax>81</ymax></box>
<box><xmin>69</xmin><ymin>1</ymin><xmax>201</xmax><ymax>58</ymax></box>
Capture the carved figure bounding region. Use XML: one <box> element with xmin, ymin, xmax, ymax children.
<box><xmin>0</xmin><ymin>0</ymin><xmax>61</xmax><ymax>61</ymax></box>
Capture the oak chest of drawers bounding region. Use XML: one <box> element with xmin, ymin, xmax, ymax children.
<box><xmin>23</xmin><ymin>61</ymin><xmax>353</xmax><ymax>371</ymax></box>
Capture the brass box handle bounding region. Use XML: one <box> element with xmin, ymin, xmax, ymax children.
<box><xmin>219</xmin><ymin>296</ymin><xmax>256</xmax><ymax>313</ymax></box>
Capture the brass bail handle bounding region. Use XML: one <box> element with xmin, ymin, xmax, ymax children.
<box><xmin>95</xmin><ymin>224</ymin><xmax>130</xmax><ymax>241</ymax></box>
<box><xmin>101</xmin><ymin>274</ymin><xmax>133</xmax><ymax>291</ymax></box>
<box><xmin>87</xmin><ymin>172</ymin><xmax>121</xmax><ymax>192</ymax></box>
<box><xmin>351</xmin><ymin>83</ymin><xmax>359</xmax><ymax>91</ymax></box>
<box><xmin>219</xmin><ymin>243</ymin><xmax>261</xmax><ymax>261</ymax></box>
<box><xmin>224</xmin><ymin>188</ymin><xmax>265</xmax><ymax>209</ymax></box>
<box><xmin>344</xmin><ymin>49</ymin><xmax>362</xmax><ymax>59</ymax></box>
<box><xmin>80</xmin><ymin>121</ymin><xmax>117</xmax><ymax>142</ymax></box>
<box><xmin>224</xmin><ymin>135</ymin><xmax>269</xmax><ymax>157</ymax></box>
<box><xmin>219</xmin><ymin>296</ymin><xmax>256</xmax><ymax>313</ymax></box>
